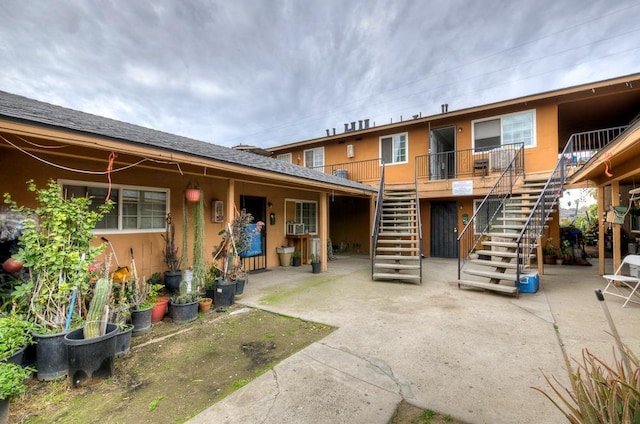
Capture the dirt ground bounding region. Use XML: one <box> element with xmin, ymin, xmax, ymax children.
<box><xmin>12</xmin><ymin>305</ymin><xmax>463</xmax><ymax>424</ymax></box>
<box><xmin>11</xmin><ymin>306</ymin><xmax>333</xmax><ymax>423</ymax></box>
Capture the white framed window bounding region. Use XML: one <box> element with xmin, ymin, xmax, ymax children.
<box><xmin>473</xmin><ymin>199</ymin><xmax>501</xmax><ymax>235</ymax></box>
<box><xmin>276</xmin><ymin>153</ymin><xmax>292</xmax><ymax>163</ymax></box>
<box><xmin>285</xmin><ymin>199</ymin><xmax>318</xmax><ymax>234</ymax></box>
<box><xmin>303</xmin><ymin>147</ymin><xmax>324</xmax><ymax>168</ymax></box>
<box><xmin>472</xmin><ymin>110</ymin><xmax>535</xmax><ymax>152</ymax></box>
<box><xmin>380</xmin><ymin>132</ymin><xmax>408</xmax><ymax>164</ymax></box>
<box><xmin>61</xmin><ymin>180</ymin><xmax>169</xmax><ymax>233</ymax></box>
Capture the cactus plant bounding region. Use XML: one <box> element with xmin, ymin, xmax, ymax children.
<box><xmin>83</xmin><ymin>277</ymin><xmax>111</xmax><ymax>339</ymax></box>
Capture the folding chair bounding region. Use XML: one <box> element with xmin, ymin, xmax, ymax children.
<box><xmin>602</xmin><ymin>254</ymin><xmax>640</xmax><ymax>307</ymax></box>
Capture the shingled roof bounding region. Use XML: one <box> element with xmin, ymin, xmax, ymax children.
<box><xmin>0</xmin><ymin>90</ymin><xmax>376</xmax><ymax>193</ymax></box>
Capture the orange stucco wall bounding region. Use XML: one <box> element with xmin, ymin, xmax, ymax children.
<box><xmin>0</xmin><ymin>147</ymin><xmax>327</xmax><ymax>277</ymax></box>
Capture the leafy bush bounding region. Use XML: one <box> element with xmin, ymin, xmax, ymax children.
<box><xmin>0</xmin><ymin>362</ymin><xmax>33</xmax><ymax>400</ymax></box>
<box><xmin>0</xmin><ymin>314</ymin><xmax>32</xmax><ymax>359</ymax></box>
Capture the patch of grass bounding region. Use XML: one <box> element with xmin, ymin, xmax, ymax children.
<box><xmin>417</xmin><ymin>409</ymin><xmax>436</xmax><ymax>423</ymax></box>
<box><xmin>261</xmin><ymin>277</ymin><xmax>333</xmax><ymax>304</ymax></box>
<box><xmin>232</xmin><ymin>379</ymin><xmax>249</xmax><ymax>388</ymax></box>
<box><xmin>148</xmin><ymin>396</ymin><xmax>164</xmax><ymax>412</ymax></box>
<box><xmin>263</xmin><ymin>332</ymin><xmax>275</xmax><ymax>339</ymax></box>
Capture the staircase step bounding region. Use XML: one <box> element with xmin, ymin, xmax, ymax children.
<box><xmin>375</xmin><ymin>255</ymin><xmax>421</xmax><ymax>261</ymax></box>
<box><xmin>376</xmin><ymin>248</ymin><xmax>420</xmax><ymax>254</ymax></box>
<box><xmin>485</xmin><ymin>232</ymin><xmax>520</xmax><ymax>238</ymax></box>
<box><xmin>379</xmin><ymin>231</ymin><xmax>416</xmax><ymax>237</ymax></box>
<box><xmin>379</xmin><ymin>226</ymin><xmax>417</xmax><ymax>232</ymax></box>
<box><xmin>492</xmin><ymin>225</ymin><xmax>525</xmax><ymax>231</ymax></box>
<box><xmin>463</xmin><ymin>269</ymin><xmax>518</xmax><ymax>282</ymax></box>
<box><xmin>377</xmin><ymin>239</ymin><xmax>417</xmax><ymax>245</ymax></box>
<box><xmin>476</xmin><ymin>250</ymin><xmax>535</xmax><ymax>259</ymax></box>
<box><xmin>373</xmin><ymin>272</ymin><xmax>422</xmax><ymax>282</ymax></box>
<box><xmin>481</xmin><ymin>241</ymin><xmax>519</xmax><ymax>248</ymax></box>
<box><xmin>468</xmin><ymin>259</ymin><xmax>521</xmax><ymax>269</ymax></box>
<box><xmin>374</xmin><ymin>263</ymin><xmax>421</xmax><ymax>270</ymax></box>
<box><xmin>457</xmin><ymin>279</ymin><xmax>518</xmax><ymax>295</ymax></box>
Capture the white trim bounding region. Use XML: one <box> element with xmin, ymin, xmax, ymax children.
<box><xmin>276</xmin><ymin>153</ymin><xmax>292</xmax><ymax>163</ymax></box>
<box><xmin>471</xmin><ymin>109</ymin><xmax>536</xmax><ymax>152</ymax></box>
<box><xmin>59</xmin><ymin>179</ymin><xmax>170</xmax><ymax>234</ymax></box>
<box><xmin>379</xmin><ymin>132</ymin><xmax>409</xmax><ymax>165</ymax></box>
<box><xmin>303</xmin><ymin>147</ymin><xmax>324</xmax><ymax>168</ymax></box>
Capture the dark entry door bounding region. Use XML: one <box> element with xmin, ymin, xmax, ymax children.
<box><xmin>430</xmin><ymin>201</ymin><xmax>458</xmax><ymax>258</ymax></box>
<box><xmin>239</xmin><ymin>195</ymin><xmax>267</xmax><ymax>271</ymax></box>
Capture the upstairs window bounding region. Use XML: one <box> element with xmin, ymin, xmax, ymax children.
<box><xmin>380</xmin><ymin>133</ymin><xmax>407</xmax><ymax>164</ymax></box>
<box><xmin>62</xmin><ymin>181</ymin><xmax>168</xmax><ymax>233</ymax></box>
<box><xmin>304</xmin><ymin>147</ymin><xmax>324</xmax><ymax>168</ymax></box>
<box><xmin>473</xmin><ymin>110</ymin><xmax>535</xmax><ymax>152</ymax></box>
<box><xmin>276</xmin><ymin>153</ymin><xmax>292</xmax><ymax>163</ymax></box>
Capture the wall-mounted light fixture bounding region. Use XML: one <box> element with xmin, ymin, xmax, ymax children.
<box><xmin>268</xmin><ymin>202</ymin><xmax>273</xmax><ymax>209</ymax></box>
<box><xmin>458</xmin><ymin>127</ymin><xmax>462</xmax><ymax>133</ymax></box>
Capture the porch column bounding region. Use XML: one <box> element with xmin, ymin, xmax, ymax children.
<box><xmin>226</xmin><ymin>179</ymin><xmax>235</xmax><ymax>222</ymax></box>
<box><xmin>612</xmin><ymin>181</ymin><xmax>621</xmax><ymax>271</ymax></box>
<box><xmin>598</xmin><ymin>185</ymin><xmax>605</xmax><ymax>274</ymax></box>
<box><xmin>320</xmin><ymin>192</ymin><xmax>328</xmax><ymax>272</ymax></box>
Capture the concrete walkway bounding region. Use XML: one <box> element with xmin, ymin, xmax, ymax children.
<box><xmin>189</xmin><ymin>256</ymin><xmax>640</xmax><ymax>424</ymax></box>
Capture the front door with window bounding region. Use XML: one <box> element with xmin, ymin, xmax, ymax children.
<box><xmin>239</xmin><ymin>195</ymin><xmax>267</xmax><ymax>272</ymax></box>
<box><xmin>430</xmin><ymin>201</ymin><xmax>458</xmax><ymax>258</ymax></box>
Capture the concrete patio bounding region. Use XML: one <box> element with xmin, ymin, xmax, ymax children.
<box><xmin>189</xmin><ymin>255</ymin><xmax>640</xmax><ymax>424</ymax></box>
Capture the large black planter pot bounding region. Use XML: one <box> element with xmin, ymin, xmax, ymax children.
<box><xmin>115</xmin><ymin>324</ymin><xmax>134</xmax><ymax>357</ymax></box>
<box><xmin>64</xmin><ymin>323</ymin><xmax>118</xmax><ymax>388</ymax></box>
<box><xmin>311</xmin><ymin>262</ymin><xmax>321</xmax><ymax>274</ymax></box>
<box><xmin>164</xmin><ymin>270</ymin><xmax>182</xmax><ymax>293</ymax></box>
<box><xmin>130</xmin><ymin>307</ymin><xmax>152</xmax><ymax>336</ymax></box>
<box><xmin>0</xmin><ymin>398</ymin><xmax>7</xmax><ymax>424</ymax></box>
<box><xmin>5</xmin><ymin>345</ymin><xmax>27</xmax><ymax>365</ymax></box>
<box><xmin>169</xmin><ymin>301</ymin><xmax>198</xmax><ymax>324</ymax></box>
<box><xmin>33</xmin><ymin>330</ymin><xmax>68</xmax><ymax>381</ymax></box>
<box><xmin>214</xmin><ymin>280</ymin><xmax>236</xmax><ymax>307</ymax></box>
<box><xmin>234</xmin><ymin>278</ymin><xmax>246</xmax><ymax>295</ymax></box>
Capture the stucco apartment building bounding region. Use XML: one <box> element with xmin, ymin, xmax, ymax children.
<box><xmin>268</xmin><ymin>73</ymin><xmax>640</xmax><ymax>283</ymax></box>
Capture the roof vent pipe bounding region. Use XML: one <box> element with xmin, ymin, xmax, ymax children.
<box><xmin>364</xmin><ymin>119</ymin><xmax>370</xmax><ymax>129</ymax></box>
<box><xmin>326</xmin><ymin>129</ymin><xmax>330</xmax><ymax>136</ymax></box>
<box><xmin>358</xmin><ymin>120</ymin><xmax>363</xmax><ymax>130</ymax></box>
<box><xmin>351</xmin><ymin>122</ymin><xmax>356</xmax><ymax>131</ymax></box>
<box><xmin>333</xmin><ymin>128</ymin><xmax>336</xmax><ymax>135</ymax></box>
<box><xmin>344</xmin><ymin>123</ymin><xmax>349</xmax><ymax>132</ymax></box>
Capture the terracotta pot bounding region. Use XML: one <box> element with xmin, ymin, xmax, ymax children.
<box><xmin>151</xmin><ymin>297</ymin><xmax>169</xmax><ymax>323</ymax></box>
<box><xmin>185</xmin><ymin>188</ymin><xmax>201</xmax><ymax>202</ymax></box>
<box><xmin>2</xmin><ymin>257</ymin><xmax>24</xmax><ymax>273</ymax></box>
<box><xmin>199</xmin><ymin>298</ymin><xmax>212</xmax><ymax>314</ymax></box>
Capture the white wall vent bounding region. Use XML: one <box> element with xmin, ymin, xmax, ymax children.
<box><xmin>346</xmin><ymin>144</ymin><xmax>355</xmax><ymax>158</ymax></box>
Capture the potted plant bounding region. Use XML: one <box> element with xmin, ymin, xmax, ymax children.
<box><xmin>211</xmin><ymin>208</ymin><xmax>260</xmax><ymax>307</ymax></box>
<box><xmin>147</xmin><ymin>272</ymin><xmax>169</xmax><ymax>324</ymax></box>
<box><xmin>198</xmin><ymin>297</ymin><xmax>212</xmax><ymax>314</ymax></box>
<box><xmin>184</xmin><ymin>180</ymin><xmax>201</xmax><ymax>203</ymax></box>
<box><xmin>292</xmin><ymin>250</ymin><xmax>302</xmax><ymax>267</ymax></box>
<box><xmin>542</xmin><ymin>239</ymin><xmax>558</xmax><ymax>265</ymax></box>
<box><xmin>310</xmin><ymin>254</ymin><xmax>321</xmax><ymax>274</ymax></box>
<box><xmin>4</xmin><ymin>179</ymin><xmax>112</xmax><ymax>381</ymax></box>
<box><xmin>162</xmin><ymin>213</ymin><xmax>182</xmax><ymax>293</ymax></box>
<box><xmin>561</xmin><ymin>240</ymin><xmax>573</xmax><ymax>264</ymax></box>
<box><xmin>0</xmin><ymin>362</ymin><xmax>34</xmax><ymax>423</ymax></box>
<box><xmin>64</xmin><ymin>275</ymin><xmax>120</xmax><ymax>388</ymax></box>
<box><xmin>128</xmin><ymin>272</ymin><xmax>158</xmax><ymax>336</ymax></box>
<box><xmin>0</xmin><ymin>313</ymin><xmax>33</xmax><ymax>365</ymax></box>
<box><xmin>169</xmin><ymin>281</ymin><xmax>199</xmax><ymax>324</ymax></box>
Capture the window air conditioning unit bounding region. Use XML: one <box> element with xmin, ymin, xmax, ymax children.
<box><xmin>287</xmin><ymin>222</ymin><xmax>305</xmax><ymax>235</ymax></box>
<box><xmin>346</xmin><ymin>144</ymin><xmax>354</xmax><ymax>158</ymax></box>
<box><xmin>489</xmin><ymin>148</ymin><xmax>515</xmax><ymax>171</ymax></box>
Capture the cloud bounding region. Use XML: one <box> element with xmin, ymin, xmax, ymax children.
<box><xmin>0</xmin><ymin>0</ymin><xmax>638</xmax><ymax>148</ymax></box>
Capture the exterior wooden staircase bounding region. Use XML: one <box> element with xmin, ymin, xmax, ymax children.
<box><xmin>372</xmin><ymin>184</ymin><xmax>423</xmax><ymax>284</ymax></box>
<box><xmin>458</xmin><ymin>177</ymin><xmax>556</xmax><ymax>295</ymax></box>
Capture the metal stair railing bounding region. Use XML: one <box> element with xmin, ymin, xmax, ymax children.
<box><xmin>371</xmin><ymin>164</ymin><xmax>385</xmax><ymax>279</ymax></box>
<box><xmin>414</xmin><ymin>177</ymin><xmax>423</xmax><ymax>282</ymax></box>
<box><xmin>515</xmin><ymin>126</ymin><xmax>629</xmax><ymax>281</ymax></box>
<box><xmin>456</xmin><ymin>144</ymin><xmax>525</xmax><ymax>280</ymax></box>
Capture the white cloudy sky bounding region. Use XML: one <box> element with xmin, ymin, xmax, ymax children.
<box><xmin>0</xmin><ymin>0</ymin><xmax>639</xmax><ymax>148</ymax></box>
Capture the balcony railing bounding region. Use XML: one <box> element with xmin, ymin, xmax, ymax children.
<box><xmin>416</xmin><ymin>143</ymin><xmax>524</xmax><ymax>181</ymax></box>
<box><xmin>312</xmin><ymin>158</ymin><xmax>382</xmax><ymax>182</ymax></box>
<box><xmin>561</xmin><ymin>126</ymin><xmax>628</xmax><ymax>176</ymax></box>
